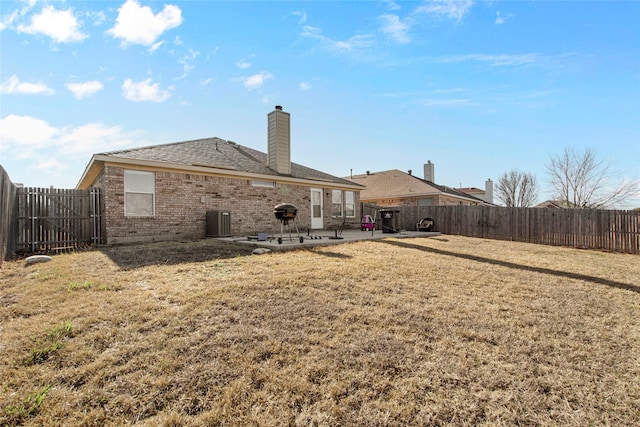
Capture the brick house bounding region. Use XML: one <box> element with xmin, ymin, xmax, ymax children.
<box><xmin>346</xmin><ymin>162</ymin><xmax>491</xmax><ymax>207</ymax></box>
<box><xmin>77</xmin><ymin>106</ymin><xmax>363</xmax><ymax>244</ymax></box>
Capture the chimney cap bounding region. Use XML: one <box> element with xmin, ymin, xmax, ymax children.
<box><xmin>275</xmin><ymin>105</ymin><xmax>283</xmax><ymax>111</ymax></box>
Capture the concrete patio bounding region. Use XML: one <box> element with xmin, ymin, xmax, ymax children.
<box><xmin>215</xmin><ymin>229</ymin><xmax>442</xmax><ymax>250</ymax></box>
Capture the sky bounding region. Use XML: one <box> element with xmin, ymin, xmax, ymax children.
<box><xmin>1</xmin><ymin>0</ymin><xmax>639</xmax><ymax>207</ymax></box>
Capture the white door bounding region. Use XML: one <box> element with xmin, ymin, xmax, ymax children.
<box><xmin>310</xmin><ymin>188</ymin><xmax>323</xmax><ymax>229</ymax></box>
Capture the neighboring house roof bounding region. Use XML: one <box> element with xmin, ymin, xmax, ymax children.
<box><xmin>345</xmin><ymin>169</ymin><xmax>486</xmax><ymax>204</ymax></box>
<box><xmin>78</xmin><ymin>137</ymin><xmax>362</xmax><ymax>190</ymax></box>
<box><xmin>534</xmin><ymin>200</ymin><xmax>581</xmax><ymax>209</ymax></box>
<box><xmin>457</xmin><ymin>187</ymin><xmax>485</xmax><ymax>194</ymax></box>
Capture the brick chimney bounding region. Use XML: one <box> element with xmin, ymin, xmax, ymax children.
<box><xmin>424</xmin><ymin>160</ymin><xmax>434</xmax><ymax>182</ymax></box>
<box><xmin>485</xmin><ymin>179</ymin><xmax>494</xmax><ymax>204</ymax></box>
<box><xmin>267</xmin><ymin>105</ymin><xmax>291</xmax><ymax>175</ymax></box>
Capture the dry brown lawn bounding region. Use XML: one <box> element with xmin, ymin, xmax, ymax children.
<box><xmin>1</xmin><ymin>235</ymin><xmax>639</xmax><ymax>426</ymax></box>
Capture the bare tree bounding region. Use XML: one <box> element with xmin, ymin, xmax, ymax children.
<box><xmin>496</xmin><ymin>170</ymin><xmax>539</xmax><ymax>207</ymax></box>
<box><xmin>546</xmin><ymin>147</ymin><xmax>639</xmax><ymax>209</ymax></box>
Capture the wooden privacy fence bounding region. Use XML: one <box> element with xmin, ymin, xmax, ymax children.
<box><xmin>1</xmin><ymin>166</ymin><xmax>19</xmax><ymax>267</ymax></box>
<box><xmin>362</xmin><ymin>204</ymin><xmax>640</xmax><ymax>254</ymax></box>
<box><xmin>15</xmin><ymin>187</ymin><xmax>102</xmax><ymax>255</ymax></box>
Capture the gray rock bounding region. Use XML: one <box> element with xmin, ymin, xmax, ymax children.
<box><xmin>252</xmin><ymin>248</ymin><xmax>271</xmax><ymax>255</ymax></box>
<box><xmin>25</xmin><ymin>255</ymin><xmax>52</xmax><ymax>265</ymax></box>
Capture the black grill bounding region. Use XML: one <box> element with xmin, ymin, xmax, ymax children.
<box><xmin>273</xmin><ymin>203</ymin><xmax>303</xmax><ymax>244</ymax></box>
<box><xmin>273</xmin><ymin>203</ymin><xmax>298</xmax><ymax>223</ymax></box>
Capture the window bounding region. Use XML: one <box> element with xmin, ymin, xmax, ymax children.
<box><xmin>124</xmin><ymin>170</ymin><xmax>155</xmax><ymax>216</ymax></box>
<box><xmin>332</xmin><ymin>190</ymin><xmax>343</xmax><ymax>217</ymax></box>
<box><xmin>345</xmin><ymin>191</ymin><xmax>356</xmax><ymax>218</ymax></box>
<box><xmin>332</xmin><ymin>190</ymin><xmax>356</xmax><ymax>218</ymax></box>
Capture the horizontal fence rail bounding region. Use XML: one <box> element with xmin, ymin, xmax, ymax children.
<box><xmin>363</xmin><ymin>204</ymin><xmax>640</xmax><ymax>254</ymax></box>
<box><xmin>16</xmin><ymin>187</ymin><xmax>102</xmax><ymax>254</ymax></box>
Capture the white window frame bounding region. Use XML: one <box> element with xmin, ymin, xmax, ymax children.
<box><xmin>345</xmin><ymin>191</ymin><xmax>356</xmax><ymax>218</ymax></box>
<box><xmin>332</xmin><ymin>190</ymin><xmax>343</xmax><ymax>218</ymax></box>
<box><xmin>124</xmin><ymin>170</ymin><xmax>155</xmax><ymax>217</ymax></box>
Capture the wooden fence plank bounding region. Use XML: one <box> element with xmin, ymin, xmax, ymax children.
<box><xmin>362</xmin><ymin>203</ymin><xmax>640</xmax><ymax>254</ymax></box>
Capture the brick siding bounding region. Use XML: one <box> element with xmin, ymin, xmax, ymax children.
<box><xmin>98</xmin><ymin>166</ymin><xmax>356</xmax><ymax>244</ymax></box>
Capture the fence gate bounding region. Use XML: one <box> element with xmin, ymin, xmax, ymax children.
<box><xmin>17</xmin><ymin>187</ymin><xmax>102</xmax><ymax>253</ymax></box>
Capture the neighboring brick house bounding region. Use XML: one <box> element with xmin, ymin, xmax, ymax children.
<box><xmin>346</xmin><ymin>162</ymin><xmax>490</xmax><ymax>207</ymax></box>
<box><xmin>77</xmin><ymin>106</ymin><xmax>363</xmax><ymax>244</ymax></box>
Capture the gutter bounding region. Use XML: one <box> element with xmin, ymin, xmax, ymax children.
<box><xmin>77</xmin><ymin>155</ymin><xmax>363</xmax><ymax>191</ymax></box>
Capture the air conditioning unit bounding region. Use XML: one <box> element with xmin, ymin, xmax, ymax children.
<box><xmin>206</xmin><ymin>210</ymin><xmax>231</xmax><ymax>237</ymax></box>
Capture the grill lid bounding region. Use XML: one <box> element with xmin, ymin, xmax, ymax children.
<box><xmin>274</xmin><ymin>203</ymin><xmax>298</xmax><ymax>220</ymax></box>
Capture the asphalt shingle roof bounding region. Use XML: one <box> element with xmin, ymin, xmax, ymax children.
<box><xmin>346</xmin><ymin>169</ymin><xmax>484</xmax><ymax>201</ymax></box>
<box><xmin>101</xmin><ymin>137</ymin><xmax>359</xmax><ymax>187</ymax></box>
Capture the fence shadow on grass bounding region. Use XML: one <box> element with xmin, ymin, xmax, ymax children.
<box><xmin>377</xmin><ymin>239</ymin><xmax>640</xmax><ymax>294</ymax></box>
<box><xmin>307</xmin><ymin>249</ymin><xmax>353</xmax><ymax>259</ymax></box>
<box><xmin>100</xmin><ymin>240</ymin><xmax>256</xmax><ymax>269</ymax></box>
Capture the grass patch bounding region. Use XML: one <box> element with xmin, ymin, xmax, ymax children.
<box><xmin>66</xmin><ymin>280</ymin><xmax>93</xmax><ymax>291</ymax></box>
<box><xmin>1</xmin><ymin>236</ymin><xmax>638</xmax><ymax>426</ymax></box>
<box><xmin>3</xmin><ymin>385</ymin><xmax>51</xmax><ymax>425</ymax></box>
<box><xmin>24</xmin><ymin>321</ymin><xmax>73</xmax><ymax>366</ymax></box>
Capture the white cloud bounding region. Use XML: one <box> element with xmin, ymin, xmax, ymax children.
<box><xmin>380</xmin><ymin>14</ymin><xmax>410</xmax><ymax>44</ymax></box>
<box><xmin>1</xmin><ymin>10</ymin><xmax>19</xmax><ymax>31</ymax></box>
<box><xmin>384</xmin><ymin>1</ymin><xmax>402</xmax><ymax>11</ymax></box>
<box><xmin>65</xmin><ymin>80</ymin><xmax>104</xmax><ymax>99</ymax></box>
<box><xmin>243</xmin><ymin>72</ymin><xmax>273</xmax><ymax>90</ymax></box>
<box><xmin>414</xmin><ymin>0</ymin><xmax>474</xmax><ymax>22</ymax></box>
<box><xmin>88</xmin><ymin>10</ymin><xmax>107</xmax><ymax>26</ymax></box>
<box><xmin>57</xmin><ymin>122</ymin><xmax>137</xmax><ymax>156</ymax></box>
<box><xmin>301</xmin><ymin>25</ymin><xmax>374</xmax><ymax>51</ymax></box>
<box><xmin>495</xmin><ymin>11</ymin><xmax>512</xmax><ymax>25</ymax></box>
<box><xmin>122</xmin><ymin>78</ymin><xmax>172</xmax><ymax>102</ymax></box>
<box><xmin>35</xmin><ymin>157</ymin><xmax>66</xmax><ymax>171</ymax></box>
<box><xmin>0</xmin><ymin>114</ymin><xmax>58</xmax><ymax>152</ymax></box>
<box><xmin>419</xmin><ymin>98</ymin><xmax>473</xmax><ymax>107</ymax></box>
<box><xmin>0</xmin><ymin>74</ymin><xmax>55</xmax><ymax>95</ymax></box>
<box><xmin>177</xmin><ymin>49</ymin><xmax>200</xmax><ymax>79</ymax></box>
<box><xmin>0</xmin><ymin>114</ymin><xmax>144</xmax><ymax>182</ymax></box>
<box><xmin>108</xmin><ymin>0</ymin><xmax>183</xmax><ymax>47</ymax></box>
<box><xmin>17</xmin><ymin>5</ymin><xmax>87</xmax><ymax>43</ymax></box>
<box><xmin>436</xmin><ymin>53</ymin><xmax>538</xmax><ymax>67</ymax></box>
<box><xmin>149</xmin><ymin>40</ymin><xmax>165</xmax><ymax>53</ymax></box>
<box><xmin>292</xmin><ymin>10</ymin><xmax>307</xmax><ymax>25</ymax></box>
<box><xmin>236</xmin><ymin>59</ymin><xmax>251</xmax><ymax>69</ymax></box>
<box><xmin>299</xmin><ymin>82</ymin><xmax>312</xmax><ymax>90</ymax></box>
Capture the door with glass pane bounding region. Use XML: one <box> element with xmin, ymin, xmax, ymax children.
<box><xmin>310</xmin><ymin>188</ymin><xmax>323</xmax><ymax>229</ymax></box>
